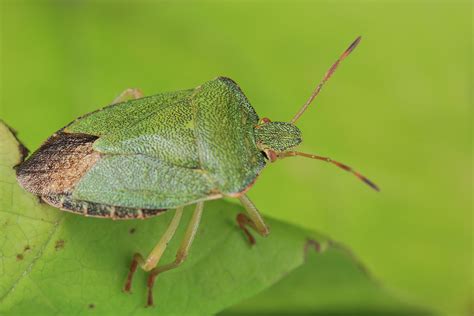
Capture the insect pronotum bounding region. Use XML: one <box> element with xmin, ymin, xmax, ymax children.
<box><xmin>16</xmin><ymin>36</ymin><xmax>378</xmax><ymax>306</ymax></box>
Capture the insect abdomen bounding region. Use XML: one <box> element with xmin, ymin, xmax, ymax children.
<box><xmin>43</xmin><ymin>194</ymin><xmax>166</xmax><ymax>219</ymax></box>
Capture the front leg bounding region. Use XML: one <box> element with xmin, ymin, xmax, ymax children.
<box><xmin>236</xmin><ymin>194</ymin><xmax>270</xmax><ymax>245</ymax></box>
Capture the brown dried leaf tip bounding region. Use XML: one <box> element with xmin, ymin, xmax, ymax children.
<box><xmin>1</xmin><ymin>120</ymin><xmax>30</xmax><ymax>166</ymax></box>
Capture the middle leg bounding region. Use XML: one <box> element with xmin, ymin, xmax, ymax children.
<box><xmin>124</xmin><ymin>207</ymin><xmax>183</xmax><ymax>293</ymax></box>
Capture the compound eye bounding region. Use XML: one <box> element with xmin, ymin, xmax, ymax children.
<box><xmin>263</xmin><ymin>149</ymin><xmax>278</xmax><ymax>162</ymax></box>
<box><xmin>259</xmin><ymin>117</ymin><xmax>271</xmax><ymax>124</ymax></box>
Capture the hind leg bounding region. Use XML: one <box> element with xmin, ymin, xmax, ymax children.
<box><xmin>111</xmin><ymin>88</ymin><xmax>144</xmax><ymax>104</ymax></box>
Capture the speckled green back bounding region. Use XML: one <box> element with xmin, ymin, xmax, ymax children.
<box><xmin>64</xmin><ymin>77</ymin><xmax>266</xmax><ymax>209</ymax></box>
<box><xmin>192</xmin><ymin>77</ymin><xmax>266</xmax><ymax>194</ymax></box>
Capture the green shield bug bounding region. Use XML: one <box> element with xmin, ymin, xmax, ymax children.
<box><xmin>16</xmin><ymin>36</ymin><xmax>378</xmax><ymax>306</ymax></box>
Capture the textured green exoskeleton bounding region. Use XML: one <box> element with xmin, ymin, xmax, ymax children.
<box><xmin>16</xmin><ymin>36</ymin><xmax>378</xmax><ymax>306</ymax></box>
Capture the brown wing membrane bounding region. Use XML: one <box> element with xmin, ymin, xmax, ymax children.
<box><xmin>16</xmin><ymin>132</ymin><xmax>100</xmax><ymax>196</ymax></box>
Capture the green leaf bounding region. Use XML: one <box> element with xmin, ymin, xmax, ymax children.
<box><xmin>0</xmin><ymin>121</ymin><xmax>374</xmax><ymax>315</ymax></box>
<box><xmin>0</xmin><ymin>122</ymin><xmax>432</xmax><ymax>316</ymax></box>
<box><xmin>222</xmin><ymin>248</ymin><xmax>434</xmax><ymax>316</ymax></box>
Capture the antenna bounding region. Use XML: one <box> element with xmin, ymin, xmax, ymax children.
<box><xmin>278</xmin><ymin>151</ymin><xmax>379</xmax><ymax>191</ymax></box>
<box><xmin>290</xmin><ymin>36</ymin><xmax>362</xmax><ymax>124</ymax></box>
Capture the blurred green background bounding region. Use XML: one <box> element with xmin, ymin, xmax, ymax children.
<box><xmin>0</xmin><ymin>0</ymin><xmax>471</xmax><ymax>315</ymax></box>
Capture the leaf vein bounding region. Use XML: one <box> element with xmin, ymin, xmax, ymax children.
<box><xmin>0</xmin><ymin>216</ymin><xmax>63</xmax><ymax>304</ymax></box>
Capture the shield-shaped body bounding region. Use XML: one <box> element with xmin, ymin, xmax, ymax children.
<box><xmin>16</xmin><ymin>77</ymin><xmax>267</xmax><ymax>219</ymax></box>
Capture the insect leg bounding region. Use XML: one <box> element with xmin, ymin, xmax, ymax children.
<box><xmin>123</xmin><ymin>207</ymin><xmax>183</xmax><ymax>293</ymax></box>
<box><xmin>236</xmin><ymin>194</ymin><xmax>270</xmax><ymax>245</ymax></box>
<box><xmin>123</xmin><ymin>253</ymin><xmax>145</xmax><ymax>293</ymax></box>
<box><xmin>146</xmin><ymin>202</ymin><xmax>204</xmax><ymax>307</ymax></box>
<box><xmin>111</xmin><ymin>88</ymin><xmax>144</xmax><ymax>104</ymax></box>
